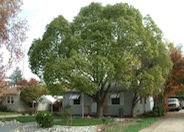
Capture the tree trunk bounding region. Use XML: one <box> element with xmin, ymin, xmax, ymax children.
<box><xmin>131</xmin><ymin>94</ymin><xmax>138</xmax><ymax>117</ymax></box>
<box><xmin>97</xmin><ymin>100</ymin><xmax>104</xmax><ymax>118</ymax></box>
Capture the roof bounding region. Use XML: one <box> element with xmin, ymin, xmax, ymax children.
<box><xmin>65</xmin><ymin>84</ymin><xmax>126</xmax><ymax>93</ymax></box>
<box><xmin>38</xmin><ymin>95</ymin><xmax>63</xmax><ymax>104</ymax></box>
<box><xmin>5</xmin><ymin>87</ymin><xmax>20</xmax><ymax>95</ymax></box>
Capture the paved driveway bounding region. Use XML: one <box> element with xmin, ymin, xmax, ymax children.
<box><xmin>140</xmin><ymin>110</ymin><xmax>184</xmax><ymax>132</ymax></box>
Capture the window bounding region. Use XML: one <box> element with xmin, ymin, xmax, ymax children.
<box><xmin>7</xmin><ymin>96</ymin><xmax>14</xmax><ymax>104</ymax></box>
<box><xmin>69</xmin><ymin>94</ymin><xmax>80</xmax><ymax>105</ymax></box>
<box><xmin>112</xmin><ymin>98</ymin><xmax>120</xmax><ymax>104</ymax></box>
<box><xmin>73</xmin><ymin>97</ymin><xmax>80</xmax><ymax>105</ymax></box>
<box><xmin>111</xmin><ymin>93</ymin><xmax>120</xmax><ymax>105</ymax></box>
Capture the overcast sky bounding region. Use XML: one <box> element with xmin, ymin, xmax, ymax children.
<box><xmin>18</xmin><ymin>0</ymin><xmax>184</xmax><ymax>80</ymax></box>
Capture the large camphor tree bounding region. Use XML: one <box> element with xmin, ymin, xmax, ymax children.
<box><xmin>28</xmin><ymin>3</ymin><xmax>172</xmax><ymax>117</ymax></box>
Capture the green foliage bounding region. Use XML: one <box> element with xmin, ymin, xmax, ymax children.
<box><xmin>102</xmin><ymin>116</ymin><xmax>111</xmax><ymax>125</ymax></box>
<box><xmin>9</xmin><ymin>66</ymin><xmax>23</xmax><ymax>85</ymax></box>
<box><xmin>0</xmin><ymin>116</ymin><xmax>36</xmax><ymax>123</ymax></box>
<box><xmin>20</xmin><ymin>85</ymin><xmax>49</xmax><ymax>105</ymax></box>
<box><xmin>55</xmin><ymin>117</ymin><xmax>113</xmax><ymax>126</ymax></box>
<box><xmin>61</xmin><ymin>105</ymin><xmax>72</xmax><ymax>126</ymax></box>
<box><xmin>28</xmin><ymin>2</ymin><xmax>172</xmax><ymax>117</ymax></box>
<box><xmin>153</xmin><ymin>103</ymin><xmax>165</xmax><ymax>117</ymax></box>
<box><xmin>35</xmin><ymin>112</ymin><xmax>54</xmax><ymax>128</ymax></box>
<box><xmin>118</xmin><ymin>107</ymin><xmax>124</xmax><ymax>118</ymax></box>
<box><xmin>107</xmin><ymin>117</ymin><xmax>157</xmax><ymax>132</ymax></box>
<box><xmin>0</xmin><ymin>104</ymin><xmax>8</xmax><ymax>112</ymax></box>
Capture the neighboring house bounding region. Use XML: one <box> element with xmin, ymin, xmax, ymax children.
<box><xmin>134</xmin><ymin>96</ymin><xmax>154</xmax><ymax>115</ymax></box>
<box><xmin>63</xmin><ymin>86</ymin><xmax>154</xmax><ymax>117</ymax></box>
<box><xmin>2</xmin><ymin>87</ymin><xmax>29</xmax><ymax>112</ymax></box>
<box><xmin>37</xmin><ymin>95</ymin><xmax>63</xmax><ymax>112</ymax></box>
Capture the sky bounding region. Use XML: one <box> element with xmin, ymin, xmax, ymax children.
<box><xmin>16</xmin><ymin>0</ymin><xmax>184</xmax><ymax>80</ymax></box>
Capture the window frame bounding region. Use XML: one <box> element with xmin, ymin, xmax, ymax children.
<box><xmin>110</xmin><ymin>93</ymin><xmax>120</xmax><ymax>105</ymax></box>
<box><xmin>73</xmin><ymin>97</ymin><xmax>81</xmax><ymax>105</ymax></box>
<box><xmin>7</xmin><ymin>96</ymin><xmax>14</xmax><ymax>104</ymax></box>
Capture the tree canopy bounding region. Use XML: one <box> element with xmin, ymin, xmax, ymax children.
<box><xmin>28</xmin><ymin>2</ymin><xmax>172</xmax><ymax>117</ymax></box>
<box><xmin>164</xmin><ymin>43</ymin><xmax>184</xmax><ymax>97</ymax></box>
<box><xmin>19</xmin><ymin>78</ymin><xmax>49</xmax><ymax>106</ymax></box>
<box><xmin>0</xmin><ymin>0</ymin><xmax>27</xmax><ymax>100</ymax></box>
<box><xmin>0</xmin><ymin>0</ymin><xmax>27</xmax><ymax>61</ymax></box>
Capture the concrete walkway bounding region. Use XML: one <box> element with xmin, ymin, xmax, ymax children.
<box><xmin>140</xmin><ymin>110</ymin><xmax>184</xmax><ymax>132</ymax></box>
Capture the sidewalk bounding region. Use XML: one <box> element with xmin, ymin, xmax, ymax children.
<box><xmin>140</xmin><ymin>117</ymin><xmax>166</xmax><ymax>132</ymax></box>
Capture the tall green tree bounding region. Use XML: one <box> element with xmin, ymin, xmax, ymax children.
<box><xmin>28</xmin><ymin>3</ymin><xmax>172</xmax><ymax>117</ymax></box>
<box><xmin>9</xmin><ymin>66</ymin><xmax>23</xmax><ymax>86</ymax></box>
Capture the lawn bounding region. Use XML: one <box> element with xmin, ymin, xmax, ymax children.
<box><xmin>0</xmin><ymin>116</ymin><xmax>36</xmax><ymax>123</ymax></box>
<box><xmin>0</xmin><ymin>112</ymin><xmax>20</xmax><ymax>115</ymax></box>
<box><xmin>106</xmin><ymin>117</ymin><xmax>158</xmax><ymax>132</ymax></box>
<box><xmin>55</xmin><ymin>117</ymin><xmax>113</xmax><ymax>126</ymax></box>
<box><xmin>0</xmin><ymin>115</ymin><xmax>113</xmax><ymax>126</ymax></box>
<box><xmin>0</xmin><ymin>112</ymin><xmax>157</xmax><ymax>131</ymax></box>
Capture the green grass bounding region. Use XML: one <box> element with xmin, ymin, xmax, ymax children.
<box><xmin>0</xmin><ymin>115</ymin><xmax>113</xmax><ymax>126</ymax></box>
<box><xmin>0</xmin><ymin>116</ymin><xmax>36</xmax><ymax>123</ymax></box>
<box><xmin>0</xmin><ymin>112</ymin><xmax>20</xmax><ymax>115</ymax></box>
<box><xmin>55</xmin><ymin>118</ymin><xmax>113</xmax><ymax>126</ymax></box>
<box><xmin>107</xmin><ymin>117</ymin><xmax>158</xmax><ymax>132</ymax></box>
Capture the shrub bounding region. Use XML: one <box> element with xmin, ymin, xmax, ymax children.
<box><xmin>118</xmin><ymin>107</ymin><xmax>124</xmax><ymax>118</ymax></box>
<box><xmin>21</xmin><ymin>111</ymin><xmax>26</xmax><ymax>115</ymax></box>
<box><xmin>35</xmin><ymin>112</ymin><xmax>54</xmax><ymax>128</ymax></box>
<box><xmin>61</xmin><ymin>105</ymin><xmax>72</xmax><ymax>126</ymax></box>
<box><xmin>153</xmin><ymin>103</ymin><xmax>165</xmax><ymax>117</ymax></box>
<box><xmin>0</xmin><ymin>104</ymin><xmax>8</xmax><ymax>112</ymax></box>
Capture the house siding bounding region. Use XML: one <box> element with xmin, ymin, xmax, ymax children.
<box><xmin>63</xmin><ymin>90</ymin><xmax>135</xmax><ymax>117</ymax></box>
<box><xmin>63</xmin><ymin>89</ymin><xmax>155</xmax><ymax>117</ymax></box>
<box><xmin>2</xmin><ymin>94</ymin><xmax>29</xmax><ymax>112</ymax></box>
<box><xmin>106</xmin><ymin>90</ymin><xmax>133</xmax><ymax>116</ymax></box>
<box><xmin>135</xmin><ymin>96</ymin><xmax>154</xmax><ymax>114</ymax></box>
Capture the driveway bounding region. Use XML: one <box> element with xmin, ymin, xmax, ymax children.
<box><xmin>140</xmin><ymin>110</ymin><xmax>184</xmax><ymax>132</ymax></box>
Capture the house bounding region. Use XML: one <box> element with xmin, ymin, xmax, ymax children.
<box><xmin>37</xmin><ymin>95</ymin><xmax>63</xmax><ymax>112</ymax></box>
<box><xmin>63</xmin><ymin>86</ymin><xmax>154</xmax><ymax>117</ymax></box>
<box><xmin>2</xmin><ymin>87</ymin><xmax>63</xmax><ymax>112</ymax></box>
<box><xmin>2</xmin><ymin>87</ymin><xmax>29</xmax><ymax>112</ymax></box>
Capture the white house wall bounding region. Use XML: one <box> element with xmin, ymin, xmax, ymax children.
<box><xmin>135</xmin><ymin>96</ymin><xmax>154</xmax><ymax>115</ymax></box>
<box><xmin>37</xmin><ymin>102</ymin><xmax>50</xmax><ymax>111</ymax></box>
<box><xmin>2</xmin><ymin>94</ymin><xmax>29</xmax><ymax>112</ymax></box>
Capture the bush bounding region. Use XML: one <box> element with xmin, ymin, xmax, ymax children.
<box><xmin>153</xmin><ymin>103</ymin><xmax>165</xmax><ymax>117</ymax></box>
<box><xmin>35</xmin><ymin>112</ymin><xmax>54</xmax><ymax>128</ymax></box>
<box><xmin>118</xmin><ymin>107</ymin><xmax>124</xmax><ymax>118</ymax></box>
<box><xmin>61</xmin><ymin>105</ymin><xmax>72</xmax><ymax>126</ymax></box>
<box><xmin>0</xmin><ymin>104</ymin><xmax>8</xmax><ymax>112</ymax></box>
<box><xmin>21</xmin><ymin>111</ymin><xmax>26</xmax><ymax>115</ymax></box>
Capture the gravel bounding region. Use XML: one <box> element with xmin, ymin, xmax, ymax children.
<box><xmin>0</xmin><ymin>121</ymin><xmax>98</xmax><ymax>132</ymax></box>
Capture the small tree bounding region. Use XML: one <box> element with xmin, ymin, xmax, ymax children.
<box><xmin>35</xmin><ymin>112</ymin><xmax>54</xmax><ymax>128</ymax></box>
<box><xmin>19</xmin><ymin>78</ymin><xmax>50</xmax><ymax>107</ymax></box>
<box><xmin>9</xmin><ymin>66</ymin><xmax>23</xmax><ymax>86</ymax></box>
